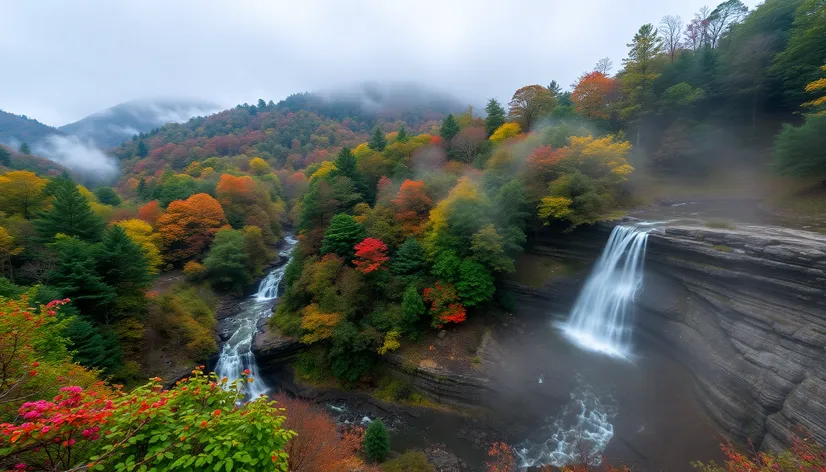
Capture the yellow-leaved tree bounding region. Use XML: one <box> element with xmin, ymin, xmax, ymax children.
<box><xmin>115</xmin><ymin>219</ymin><xmax>163</xmax><ymax>273</ymax></box>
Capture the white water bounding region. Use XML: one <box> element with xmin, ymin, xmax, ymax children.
<box><xmin>517</xmin><ymin>377</ymin><xmax>616</xmax><ymax>468</ymax></box>
<box><xmin>214</xmin><ymin>235</ymin><xmax>297</xmax><ymax>400</ymax></box>
<box><xmin>562</xmin><ymin>225</ymin><xmax>650</xmax><ymax>358</ymax></box>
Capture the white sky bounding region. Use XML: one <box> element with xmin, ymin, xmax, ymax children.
<box><xmin>0</xmin><ymin>0</ymin><xmax>761</xmax><ymax>126</ymax></box>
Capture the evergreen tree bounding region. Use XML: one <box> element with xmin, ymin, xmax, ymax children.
<box><xmin>440</xmin><ymin>114</ymin><xmax>460</xmax><ymax>144</ymax></box>
<box><xmin>19</xmin><ymin>142</ymin><xmax>31</xmax><ymax>155</ymax></box>
<box><xmin>48</xmin><ymin>235</ymin><xmax>115</xmax><ymax>319</ymax></box>
<box><xmin>36</xmin><ymin>178</ymin><xmax>105</xmax><ymax>241</ymax></box>
<box><xmin>391</xmin><ymin>237</ymin><xmax>426</xmax><ymax>278</ymax></box>
<box><xmin>401</xmin><ymin>284</ymin><xmax>426</xmax><ymax>339</ymax></box>
<box><xmin>363</xmin><ymin>418</ymin><xmax>390</xmax><ymax>462</ymax></box>
<box><xmin>368</xmin><ymin>127</ymin><xmax>387</xmax><ymax>151</ymax></box>
<box><xmin>547</xmin><ymin>80</ymin><xmax>562</xmax><ymax>96</ymax></box>
<box><xmin>257</xmin><ymin>98</ymin><xmax>267</xmax><ymax>109</ymax></box>
<box><xmin>63</xmin><ymin>316</ymin><xmax>122</xmax><ymax>374</ymax></box>
<box><xmin>136</xmin><ymin>140</ymin><xmax>148</xmax><ymax>157</ymax></box>
<box><xmin>397</xmin><ymin>125</ymin><xmax>409</xmax><ymax>142</ymax></box>
<box><xmin>137</xmin><ymin>176</ymin><xmax>151</xmax><ymax>201</ymax></box>
<box><xmin>0</xmin><ymin>145</ymin><xmax>10</xmax><ymax>166</ymax></box>
<box><xmin>621</xmin><ymin>23</ymin><xmax>663</xmax><ymax>136</ymax></box>
<box><xmin>320</xmin><ymin>214</ymin><xmax>366</xmax><ymax>260</ymax></box>
<box><xmin>484</xmin><ymin>99</ymin><xmax>506</xmax><ymax>137</ymax></box>
<box><xmin>334</xmin><ymin>147</ymin><xmax>358</xmax><ymax>179</ymax></box>
<box><xmin>97</xmin><ymin>225</ymin><xmax>151</xmax><ymax>298</ymax></box>
<box><xmin>204</xmin><ymin>229</ymin><xmax>249</xmax><ymax>292</ymax></box>
<box><xmin>774</xmin><ymin>114</ymin><xmax>826</xmax><ymax>180</ymax></box>
<box><xmin>456</xmin><ymin>259</ymin><xmax>495</xmax><ymax>306</ymax></box>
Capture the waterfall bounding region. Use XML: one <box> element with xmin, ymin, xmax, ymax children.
<box><xmin>562</xmin><ymin>225</ymin><xmax>649</xmax><ymax>358</ymax></box>
<box><xmin>214</xmin><ymin>235</ymin><xmax>297</xmax><ymax>400</ymax></box>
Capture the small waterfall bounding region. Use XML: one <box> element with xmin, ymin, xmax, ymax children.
<box><xmin>562</xmin><ymin>225</ymin><xmax>649</xmax><ymax>358</ymax></box>
<box><xmin>214</xmin><ymin>235</ymin><xmax>297</xmax><ymax>400</ymax></box>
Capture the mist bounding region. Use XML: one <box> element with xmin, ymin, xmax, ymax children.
<box><xmin>33</xmin><ymin>135</ymin><xmax>119</xmax><ymax>181</ymax></box>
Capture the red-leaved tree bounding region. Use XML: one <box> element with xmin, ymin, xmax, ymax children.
<box><xmin>352</xmin><ymin>238</ymin><xmax>389</xmax><ymax>274</ymax></box>
<box><xmin>423</xmin><ymin>281</ymin><xmax>466</xmax><ymax>326</ymax></box>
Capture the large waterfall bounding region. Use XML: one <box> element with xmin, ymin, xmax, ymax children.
<box><xmin>562</xmin><ymin>225</ymin><xmax>649</xmax><ymax>358</ymax></box>
<box><xmin>214</xmin><ymin>235</ymin><xmax>297</xmax><ymax>399</ymax></box>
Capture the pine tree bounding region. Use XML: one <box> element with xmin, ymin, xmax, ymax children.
<box><xmin>440</xmin><ymin>114</ymin><xmax>460</xmax><ymax>144</ymax></box>
<box><xmin>98</xmin><ymin>225</ymin><xmax>151</xmax><ymax>297</ymax></box>
<box><xmin>0</xmin><ymin>145</ymin><xmax>10</xmax><ymax>166</ymax></box>
<box><xmin>36</xmin><ymin>178</ymin><xmax>105</xmax><ymax>241</ymax></box>
<box><xmin>484</xmin><ymin>99</ymin><xmax>506</xmax><ymax>137</ymax></box>
<box><xmin>48</xmin><ymin>235</ymin><xmax>116</xmax><ymax>318</ymax></box>
<box><xmin>368</xmin><ymin>127</ymin><xmax>387</xmax><ymax>151</ymax></box>
<box><xmin>63</xmin><ymin>316</ymin><xmax>122</xmax><ymax>374</ymax></box>
<box><xmin>320</xmin><ymin>214</ymin><xmax>366</xmax><ymax>260</ymax></box>
<box><xmin>391</xmin><ymin>237</ymin><xmax>426</xmax><ymax>277</ymax></box>
<box><xmin>136</xmin><ymin>140</ymin><xmax>148</xmax><ymax>157</ymax></box>
<box><xmin>397</xmin><ymin>125</ymin><xmax>409</xmax><ymax>142</ymax></box>
<box><xmin>19</xmin><ymin>142</ymin><xmax>31</xmax><ymax>155</ymax></box>
<box><xmin>334</xmin><ymin>147</ymin><xmax>358</xmax><ymax>178</ymax></box>
<box><xmin>363</xmin><ymin>418</ymin><xmax>390</xmax><ymax>462</ymax></box>
<box><xmin>401</xmin><ymin>284</ymin><xmax>426</xmax><ymax>339</ymax></box>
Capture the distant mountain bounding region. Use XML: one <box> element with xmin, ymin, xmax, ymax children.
<box><xmin>59</xmin><ymin>99</ymin><xmax>220</xmax><ymax>148</ymax></box>
<box><xmin>0</xmin><ymin>110</ymin><xmax>62</xmax><ymax>147</ymax></box>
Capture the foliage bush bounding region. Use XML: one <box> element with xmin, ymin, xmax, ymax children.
<box><xmin>363</xmin><ymin>418</ymin><xmax>391</xmax><ymax>462</ymax></box>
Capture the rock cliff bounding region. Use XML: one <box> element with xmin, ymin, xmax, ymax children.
<box><xmin>639</xmin><ymin>224</ymin><xmax>826</xmax><ymax>450</ymax></box>
<box><xmin>520</xmin><ymin>222</ymin><xmax>826</xmax><ymax>450</ymax></box>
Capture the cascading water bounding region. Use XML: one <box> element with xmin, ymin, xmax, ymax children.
<box><xmin>214</xmin><ymin>235</ymin><xmax>297</xmax><ymax>399</ymax></box>
<box><xmin>562</xmin><ymin>225</ymin><xmax>650</xmax><ymax>358</ymax></box>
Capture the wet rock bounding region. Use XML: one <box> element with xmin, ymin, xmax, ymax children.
<box><xmin>425</xmin><ymin>444</ymin><xmax>462</xmax><ymax>472</ymax></box>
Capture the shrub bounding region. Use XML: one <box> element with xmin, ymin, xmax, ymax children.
<box><xmin>382</xmin><ymin>451</ymin><xmax>434</xmax><ymax>472</ymax></box>
<box><xmin>183</xmin><ymin>260</ymin><xmax>206</xmax><ymax>280</ymax></box>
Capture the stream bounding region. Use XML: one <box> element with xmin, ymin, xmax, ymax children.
<box><xmin>214</xmin><ymin>235</ymin><xmax>297</xmax><ymax>398</ymax></box>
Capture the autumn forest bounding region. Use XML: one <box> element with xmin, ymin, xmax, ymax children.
<box><xmin>1</xmin><ymin>0</ymin><xmax>826</xmax><ymax>470</ymax></box>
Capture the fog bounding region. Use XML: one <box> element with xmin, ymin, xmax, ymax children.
<box><xmin>32</xmin><ymin>135</ymin><xmax>118</xmax><ymax>181</ymax></box>
<box><xmin>0</xmin><ymin>0</ymin><xmax>759</xmax><ymax>126</ymax></box>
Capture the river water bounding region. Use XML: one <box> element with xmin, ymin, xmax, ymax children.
<box><xmin>214</xmin><ymin>235</ymin><xmax>297</xmax><ymax>398</ymax></box>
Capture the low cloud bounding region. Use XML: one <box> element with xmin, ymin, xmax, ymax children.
<box><xmin>33</xmin><ymin>135</ymin><xmax>118</xmax><ymax>180</ymax></box>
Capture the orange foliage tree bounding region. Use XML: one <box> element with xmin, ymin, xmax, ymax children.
<box><xmin>156</xmin><ymin>193</ymin><xmax>228</xmax><ymax>264</ymax></box>
<box><xmin>137</xmin><ymin>200</ymin><xmax>162</xmax><ymax>226</ymax></box>
<box><xmin>486</xmin><ymin>442</ymin><xmax>517</xmax><ymax>472</ymax></box>
<box><xmin>571</xmin><ymin>72</ymin><xmax>617</xmax><ymax>119</ymax></box>
<box><xmin>272</xmin><ymin>393</ymin><xmax>376</xmax><ymax>472</ymax></box>
<box><xmin>392</xmin><ymin>180</ymin><xmax>433</xmax><ymax>236</ymax></box>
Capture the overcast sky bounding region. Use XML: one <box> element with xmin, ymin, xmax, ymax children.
<box><xmin>1</xmin><ymin>0</ymin><xmax>760</xmax><ymax>127</ymax></box>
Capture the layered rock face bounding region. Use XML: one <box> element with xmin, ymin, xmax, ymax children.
<box><xmin>638</xmin><ymin>225</ymin><xmax>826</xmax><ymax>450</ymax></box>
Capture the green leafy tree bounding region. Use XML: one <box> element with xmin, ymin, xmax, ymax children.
<box><xmin>774</xmin><ymin>114</ymin><xmax>826</xmax><ymax>181</ymax></box>
<box><xmin>401</xmin><ymin>284</ymin><xmax>426</xmax><ymax>339</ymax></box>
<box><xmin>243</xmin><ymin>225</ymin><xmax>272</xmax><ymax>278</ymax></box>
<box><xmin>484</xmin><ymin>99</ymin><xmax>506</xmax><ymax>137</ymax></box>
<box><xmin>391</xmin><ymin>237</ymin><xmax>426</xmax><ymax>278</ymax></box>
<box><xmin>363</xmin><ymin>418</ymin><xmax>390</xmax><ymax>462</ymax></box>
<box><xmin>471</xmin><ymin>224</ymin><xmax>515</xmax><ymax>273</ymax></box>
<box><xmin>771</xmin><ymin>0</ymin><xmax>826</xmax><ymax>108</ymax></box>
<box><xmin>19</xmin><ymin>142</ymin><xmax>31</xmax><ymax>155</ymax></box>
<box><xmin>36</xmin><ymin>178</ymin><xmax>105</xmax><ymax>242</ymax></box>
<box><xmin>440</xmin><ymin>114</ymin><xmax>460</xmax><ymax>144</ymax></box>
<box><xmin>94</xmin><ymin>187</ymin><xmax>121</xmax><ymax>206</ymax></box>
<box><xmin>431</xmin><ymin>249</ymin><xmax>461</xmax><ymax>283</ymax></box>
<box><xmin>320</xmin><ymin>214</ymin><xmax>366</xmax><ymax>260</ymax></box>
<box><xmin>153</xmin><ymin>173</ymin><xmax>199</xmax><ymax>207</ymax></box>
<box><xmin>456</xmin><ymin>259</ymin><xmax>495</xmax><ymax>306</ymax></box>
<box><xmin>204</xmin><ymin>228</ymin><xmax>249</xmax><ymax>292</ymax></box>
<box><xmin>369</xmin><ymin>126</ymin><xmax>387</xmax><ymax>151</ymax></box>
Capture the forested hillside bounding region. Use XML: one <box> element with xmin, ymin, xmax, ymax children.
<box><xmin>1</xmin><ymin>0</ymin><xmax>825</xmax><ymax>469</ymax></box>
